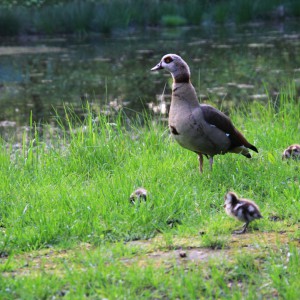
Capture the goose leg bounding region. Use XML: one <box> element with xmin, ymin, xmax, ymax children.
<box><xmin>198</xmin><ymin>153</ymin><xmax>203</xmax><ymax>173</ymax></box>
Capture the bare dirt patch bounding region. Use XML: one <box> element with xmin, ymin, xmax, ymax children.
<box><xmin>125</xmin><ymin>229</ymin><xmax>299</xmax><ymax>266</ymax></box>
<box><xmin>1</xmin><ymin>229</ymin><xmax>299</xmax><ymax>277</ymax></box>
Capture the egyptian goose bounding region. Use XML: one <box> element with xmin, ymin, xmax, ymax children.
<box><xmin>129</xmin><ymin>187</ymin><xmax>147</xmax><ymax>204</ymax></box>
<box><xmin>282</xmin><ymin>144</ymin><xmax>300</xmax><ymax>160</ymax></box>
<box><xmin>224</xmin><ymin>192</ymin><xmax>262</xmax><ymax>234</ymax></box>
<box><xmin>151</xmin><ymin>54</ymin><xmax>258</xmax><ymax>173</ymax></box>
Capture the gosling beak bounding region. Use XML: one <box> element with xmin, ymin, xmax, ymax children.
<box><xmin>151</xmin><ymin>62</ymin><xmax>163</xmax><ymax>71</ymax></box>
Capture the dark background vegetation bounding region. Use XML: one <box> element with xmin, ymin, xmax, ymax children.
<box><xmin>0</xmin><ymin>0</ymin><xmax>300</xmax><ymax>36</ymax></box>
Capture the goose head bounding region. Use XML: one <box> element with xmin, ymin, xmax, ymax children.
<box><xmin>151</xmin><ymin>54</ymin><xmax>191</xmax><ymax>83</ymax></box>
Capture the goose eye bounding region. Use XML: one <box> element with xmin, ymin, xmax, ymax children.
<box><xmin>164</xmin><ymin>56</ymin><xmax>173</xmax><ymax>64</ymax></box>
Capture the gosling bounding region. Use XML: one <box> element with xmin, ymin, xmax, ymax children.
<box><xmin>224</xmin><ymin>192</ymin><xmax>262</xmax><ymax>234</ymax></box>
<box><xmin>282</xmin><ymin>144</ymin><xmax>300</xmax><ymax>160</ymax></box>
<box><xmin>129</xmin><ymin>187</ymin><xmax>147</xmax><ymax>204</ymax></box>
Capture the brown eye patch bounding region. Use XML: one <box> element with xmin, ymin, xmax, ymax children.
<box><xmin>164</xmin><ymin>56</ymin><xmax>173</xmax><ymax>64</ymax></box>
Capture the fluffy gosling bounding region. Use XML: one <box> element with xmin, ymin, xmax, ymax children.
<box><xmin>282</xmin><ymin>144</ymin><xmax>300</xmax><ymax>160</ymax></box>
<box><xmin>129</xmin><ymin>187</ymin><xmax>147</xmax><ymax>204</ymax></box>
<box><xmin>224</xmin><ymin>192</ymin><xmax>262</xmax><ymax>234</ymax></box>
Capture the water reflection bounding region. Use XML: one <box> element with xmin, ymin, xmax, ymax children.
<box><xmin>0</xmin><ymin>22</ymin><xmax>300</xmax><ymax>141</ymax></box>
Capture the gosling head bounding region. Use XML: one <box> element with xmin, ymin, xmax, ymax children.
<box><xmin>224</xmin><ymin>191</ymin><xmax>238</xmax><ymax>208</ymax></box>
<box><xmin>151</xmin><ymin>54</ymin><xmax>190</xmax><ymax>83</ymax></box>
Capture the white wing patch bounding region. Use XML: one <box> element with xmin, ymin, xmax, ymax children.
<box><xmin>234</xmin><ymin>203</ymin><xmax>244</xmax><ymax>211</ymax></box>
<box><xmin>248</xmin><ymin>205</ymin><xmax>255</xmax><ymax>212</ymax></box>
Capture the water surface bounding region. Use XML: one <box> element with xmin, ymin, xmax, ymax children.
<box><xmin>0</xmin><ymin>21</ymin><xmax>300</xmax><ymax>141</ymax></box>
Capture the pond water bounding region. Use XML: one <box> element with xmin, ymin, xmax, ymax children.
<box><xmin>0</xmin><ymin>21</ymin><xmax>300</xmax><ymax>141</ymax></box>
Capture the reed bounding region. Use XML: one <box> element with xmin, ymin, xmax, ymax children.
<box><xmin>0</xmin><ymin>8</ymin><xmax>22</xmax><ymax>36</ymax></box>
<box><xmin>0</xmin><ymin>0</ymin><xmax>299</xmax><ymax>36</ymax></box>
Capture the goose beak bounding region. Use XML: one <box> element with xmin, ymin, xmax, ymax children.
<box><xmin>151</xmin><ymin>63</ymin><xmax>163</xmax><ymax>71</ymax></box>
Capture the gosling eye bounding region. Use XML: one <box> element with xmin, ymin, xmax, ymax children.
<box><xmin>164</xmin><ymin>56</ymin><xmax>173</xmax><ymax>64</ymax></box>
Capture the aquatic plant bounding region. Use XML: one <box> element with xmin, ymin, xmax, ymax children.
<box><xmin>0</xmin><ymin>0</ymin><xmax>299</xmax><ymax>36</ymax></box>
<box><xmin>0</xmin><ymin>8</ymin><xmax>22</xmax><ymax>36</ymax></box>
<box><xmin>161</xmin><ymin>15</ymin><xmax>187</xmax><ymax>27</ymax></box>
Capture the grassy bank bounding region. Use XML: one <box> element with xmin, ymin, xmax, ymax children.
<box><xmin>1</xmin><ymin>0</ymin><xmax>300</xmax><ymax>36</ymax></box>
<box><xmin>0</xmin><ymin>85</ymin><xmax>299</xmax><ymax>298</ymax></box>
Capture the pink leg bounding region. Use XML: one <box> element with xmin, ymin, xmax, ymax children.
<box><xmin>198</xmin><ymin>154</ymin><xmax>203</xmax><ymax>173</ymax></box>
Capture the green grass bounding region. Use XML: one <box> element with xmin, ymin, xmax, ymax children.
<box><xmin>0</xmin><ymin>87</ymin><xmax>300</xmax><ymax>298</ymax></box>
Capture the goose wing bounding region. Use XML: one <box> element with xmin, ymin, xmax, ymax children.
<box><xmin>200</xmin><ymin>104</ymin><xmax>258</xmax><ymax>152</ymax></box>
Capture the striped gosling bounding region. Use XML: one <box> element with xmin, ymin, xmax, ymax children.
<box><xmin>282</xmin><ymin>144</ymin><xmax>300</xmax><ymax>160</ymax></box>
<box><xmin>224</xmin><ymin>192</ymin><xmax>263</xmax><ymax>234</ymax></box>
<box><xmin>130</xmin><ymin>187</ymin><xmax>147</xmax><ymax>204</ymax></box>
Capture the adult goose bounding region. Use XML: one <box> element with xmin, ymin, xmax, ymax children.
<box><xmin>151</xmin><ymin>54</ymin><xmax>258</xmax><ymax>173</ymax></box>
